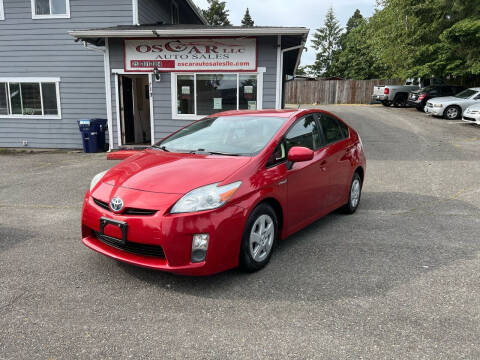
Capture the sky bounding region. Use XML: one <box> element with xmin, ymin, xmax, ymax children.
<box><xmin>193</xmin><ymin>0</ymin><xmax>377</xmax><ymax>66</ymax></box>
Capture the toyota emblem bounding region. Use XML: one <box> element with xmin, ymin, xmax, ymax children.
<box><xmin>110</xmin><ymin>197</ymin><xmax>124</xmax><ymax>212</ymax></box>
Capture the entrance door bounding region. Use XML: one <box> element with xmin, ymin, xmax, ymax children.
<box><xmin>119</xmin><ymin>75</ymin><xmax>151</xmax><ymax>146</ymax></box>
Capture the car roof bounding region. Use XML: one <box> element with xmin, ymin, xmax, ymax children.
<box><xmin>210</xmin><ymin>109</ymin><xmax>300</xmax><ymax>118</ymax></box>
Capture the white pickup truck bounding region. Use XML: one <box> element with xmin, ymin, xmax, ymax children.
<box><xmin>373</xmin><ymin>78</ymin><xmax>444</xmax><ymax>107</ymax></box>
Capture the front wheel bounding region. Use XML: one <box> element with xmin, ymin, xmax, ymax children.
<box><xmin>239</xmin><ymin>203</ymin><xmax>278</xmax><ymax>272</ymax></box>
<box><xmin>444</xmin><ymin>105</ymin><xmax>461</xmax><ymax>120</ymax></box>
<box><xmin>341</xmin><ymin>173</ymin><xmax>362</xmax><ymax>214</ymax></box>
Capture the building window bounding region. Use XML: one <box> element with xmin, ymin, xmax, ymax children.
<box><xmin>0</xmin><ymin>78</ymin><xmax>61</xmax><ymax>119</ymax></box>
<box><xmin>171</xmin><ymin>1</ymin><xmax>179</xmax><ymax>24</ymax></box>
<box><xmin>31</xmin><ymin>0</ymin><xmax>70</xmax><ymax>19</ymax></box>
<box><xmin>174</xmin><ymin>73</ymin><xmax>260</xmax><ymax>118</ymax></box>
<box><xmin>0</xmin><ymin>0</ymin><xmax>4</xmax><ymax>20</ymax></box>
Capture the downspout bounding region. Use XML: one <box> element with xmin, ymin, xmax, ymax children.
<box><xmin>279</xmin><ymin>37</ymin><xmax>307</xmax><ymax>109</ymax></box>
<box><xmin>82</xmin><ymin>40</ymin><xmax>114</xmax><ymax>152</ymax></box>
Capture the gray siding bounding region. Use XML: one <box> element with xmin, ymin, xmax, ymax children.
<box><xmin>258</xmin><ymin>36</ymin><xmax>277</xmax><ymax>109</ymax></box>
<box><xmin>0</xmin><ymin>0</ymin><xmax>133</xmax><ymax>148</ymax></box>
<box><xmin>138</xmin><ymin>0</ymin><xmax>170</xmax><ymax>25</ymax></box>
<box><xmin>108</xmin><ymin>36</ymin><xmax>278</xmax><ymax>147</ymax></box>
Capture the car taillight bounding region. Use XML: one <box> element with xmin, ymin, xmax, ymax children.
<box><xmin>384</xmin><ymin>88</ymin><xmax>389</xmax><ymax>95</ymax></box>
<box><xmin>418</xmin><ymin>93</ymin><xmax>426</xmax><ymax>100</ymax></box>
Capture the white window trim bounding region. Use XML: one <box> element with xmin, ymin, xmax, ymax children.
<box><xmin>0</xmin><ymin>0</ymin><xmax>5</xmax><ymax>20</ymax></box>
<box><xmin>171</xmin><ymin>69</ymin><xmax>265</xmax><ymax>120</ymax></box>
<box><xmin>0</xmin><ymin>77</ymin><xmax>62</xmax><ymax>119</ymax></box>
<box><xmin>31</xmin><ymin>0</ymin><xmax>70</xmax><ymax>19</ymax></box>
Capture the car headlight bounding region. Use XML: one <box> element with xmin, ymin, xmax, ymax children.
<box><xmin>171</xmin><ymin>181</ymin><xmax>242</xmax><ymax>214</ymax></box>
<box><xmin>90</xmin><ymin>170</ymin><xmax>107</xmax><ymax>191</ymax></box>
<box><xmin>433</xmin><ymin>104</ymin><xmax>443</xmax><ymax>108</ymax></box>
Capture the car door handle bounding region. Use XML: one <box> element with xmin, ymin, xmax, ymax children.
<box><xmin>278</xmin><ymin>179</ymin><xmax>288</xmax><ymax>185</ymax></box>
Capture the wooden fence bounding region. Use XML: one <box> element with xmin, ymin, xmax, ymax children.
<box><xmin>284</xmin><ymin>79</ymin><xmax>403</xmax><ymax>105</ymax></box>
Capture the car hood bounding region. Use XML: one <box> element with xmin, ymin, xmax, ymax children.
<box><xmin>101</xmin><ymin>150</ymin><xmax>251</xmax><ymax>194</ymax></box>
<box><xmin>428</xmin><ymin>96</ymin><xmax>466</xmax><ymax>104</ymax></box>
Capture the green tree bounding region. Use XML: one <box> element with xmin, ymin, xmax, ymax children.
<box><xmin>334</xmin><ymin>9</ymin><xmax>366</xmax><ymax>77</ymax></box>
<box><xmin>311</xmin><ymin>7</ymin><xmax>342</xmax><ymax>77</ymax></box>
<box><xmin>202</xmin><ymin>0</ymin><xmax>231</xmax><ymax>26</ymax></box>
<box><xmin>241</xmin><ymin>8</ymin><xmax>254</xmax><ymax>27</ymax></box>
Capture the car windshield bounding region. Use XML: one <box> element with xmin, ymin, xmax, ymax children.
<box><xmin>155</xmin><ymin>116</ymin><xmax>287</xmax><ymax>156</ymax></box>
<box><xmin>455</xmin><ymin>89</ymin><xmax>478</xmax><ymax>99</ymax></box>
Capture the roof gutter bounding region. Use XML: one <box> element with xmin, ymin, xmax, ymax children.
<box><xmin>69</xmin><ymin>28</ymin><xmax>309</xmax><ymax>39</ymax></box>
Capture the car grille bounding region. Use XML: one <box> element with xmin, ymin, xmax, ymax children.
<box><xmin>463</xmin><ymin>116</ymin><xmax>476</xmax><ymax>121</ymax></box>
<box><xmin>93</xmin><ymin>231</ymin><xmax>165</xmax><ymax>258</ymax></box>
<box><xmin>93</xmin><ymin>198</ymin><xmax>157</xmax><ymax>216</ymax></box>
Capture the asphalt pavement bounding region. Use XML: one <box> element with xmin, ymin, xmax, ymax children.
<box><xmin>1</xmin><ymin>105</ymin><xmax>479</xmax><ymax>359</ymax></box>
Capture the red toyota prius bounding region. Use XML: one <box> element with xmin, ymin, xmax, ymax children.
<box><xmin>81</xmin><ymin>109</ymin><xmax>366</xmax><ymax>275</ymax></box>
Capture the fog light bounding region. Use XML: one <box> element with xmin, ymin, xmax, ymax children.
<box><xmin>191</xmin><ymin>234</ymin><xmax>209</xmax><ymax>263</ymax></box>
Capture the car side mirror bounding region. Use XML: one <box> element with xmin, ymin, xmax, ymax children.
<box><xmin>287</xmin><ymin>146</ymin><xmax>314</xmax><ymax>164</ymax></box>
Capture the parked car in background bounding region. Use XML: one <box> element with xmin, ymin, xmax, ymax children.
<box><xmin>373</xmin><ymin>78</ymin><xmax>444</xmax><ymax>107</ymax></box>
<box><xmin>408</xmin><ymin>85</ymin><xmax>465</xmax><ymax>112</ymax></box>
<box><xmin>81</xmin><ymin>109</ymin><xmax>366</xmax><ymax>275</ymax></box>
<box><xmin>462</xmin><ymin>103</ymin><xmax>480</xmax><ymax>125</ymax></box>
<box><xmin>425</xmin><ymin>88</ymin><xmax>480</xmax><ymax>120</ymax></box>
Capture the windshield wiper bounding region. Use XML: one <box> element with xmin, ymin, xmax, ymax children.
<box><xmin>207</xmin><ymin>151</ymin><xmax>241</xmax><ymax>156</ymax></box>
<box><xmin>190</xmin><ymin>149</ymin><xmax>240</xmax><ymax>156</ymax></box>
<box><xmin>151</xmin><ymin>145</ymin><xmax>169</xmax><ymax>152</ymax></box>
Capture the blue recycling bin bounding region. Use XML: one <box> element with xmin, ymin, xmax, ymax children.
<box><xmin>77</xmin><ymin>119</ymin><xmax>108</xmax><ymax>153</ymax></box>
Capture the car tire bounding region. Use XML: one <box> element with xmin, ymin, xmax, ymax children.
<box><xmin>381</xmin><ymin>100</ymin><xmax>392</xmax><ymax>107</ymax></box>
<box><xmin>444</xmin><ymin>105</ymin><xmax>461</xmax><ymax>120</ymax></box>
<box><xmin>416</xmin><ymin>105</ymin><xmax>425</xmax><ymax>112</ymax></box>
<box><xmin>341</xmin><ymin>172</ymin><xmax>362</xmax><ymax>214</ymax></box>
<box><xmin>239</xmin><ymin>203</ymin><xmax>278</xmax><ymax>272</ymax></box>
<box><xmin>393</xmin><ymin>94</ymin><xmax>407</xmax><ymax>107</ymax></box>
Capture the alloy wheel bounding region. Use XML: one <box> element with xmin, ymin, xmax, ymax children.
<box><xmin>446</xmin><ymin>107</ymin><xmax>459</xmax><ymax>119</ymax></box>
<box><xmin>249</xmin><ymin>214</ymin><xmax>274</xmax><ymax>262</ymax></box>
<box><xmin>351</xmin><ymin>178</ymin><xmax>361</xmax><ymax>208</ymax></box>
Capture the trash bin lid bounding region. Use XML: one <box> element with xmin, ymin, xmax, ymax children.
<box><xmin>79</xmin><ymin>120</ymin><xmax>91</xmax><ymax>125</ymax></box>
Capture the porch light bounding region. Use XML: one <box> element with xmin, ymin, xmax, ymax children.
<box><xmin>153</xmin><ymin>67</ymin><xmax>161</xmax><ymax>82</ymax></box>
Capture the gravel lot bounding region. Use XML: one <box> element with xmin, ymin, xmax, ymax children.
<box><xmin>1</xmin><ymin>105</ymin><xmax>479</xmax><ymax>359</ymax></box>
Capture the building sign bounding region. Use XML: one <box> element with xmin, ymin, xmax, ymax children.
<box><xmin>124</xmin><ymin>38</ymin><xmax>257</xmax><ymax>72</ymax></box>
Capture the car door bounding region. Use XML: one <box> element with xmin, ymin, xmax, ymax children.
<box><xmin>282</xmin><ymin>114</ymin><xmax>327</xmax><ymax>232</ymax></box>
<box><xmin>317</xmin><ymin>113</ymin><xmax>353</xmax><ymax>209</ymax></box>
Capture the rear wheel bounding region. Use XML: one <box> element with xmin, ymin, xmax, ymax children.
<box><xmin>381</xmin><ymin>100</ymin><xmax>392</xmax><ymax>107</ymax></box>
<box><xmin>444</xmin><ymin>105</ymin><xmax>461</xmax><ymax>120</ymax></box>
<box><xmin>341</xmin><ymin>172</ymin><xmax>362</xmax><ymax>214</ymax></box>
<box><xmin>239</xmin><ymin>203</ymin><xmax>278</xmax><ymax>272</ymax></box>
<box><xmin>393</xmin><ymin>94</ymin><xmax>408</xmax><ymax>107</ymax></box>
<box><xmin>416</xmin><ymin>105</ymin><xmax>425</xmax><ymax>112</ymax></box>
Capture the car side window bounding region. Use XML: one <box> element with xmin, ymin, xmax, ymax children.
<box><xmin>284</xmin><ymin>114</ymin><xmax>321</xmax><ymax>153</ymax></box>
<box><xmin>319</xmin><ymin>114</ymin><xmax>348</xmax><ymax>144</ymax></box>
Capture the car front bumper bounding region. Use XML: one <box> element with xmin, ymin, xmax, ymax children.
<box><xmin>425</xmin><ymin>106</ymin><xmax>444</xmax><ymax>116</ymax></box>
<box><xmin>81</xmin><ymin>187</ymin><xmax>248</xmax><ymax>276</ymax></box>
<box><xmin>462</xmin><ymin>114</ymin><xmax>480</xmax><ymax>124</ymax></box>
